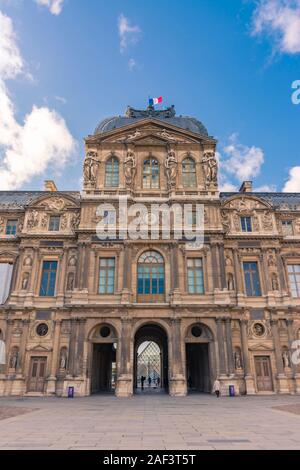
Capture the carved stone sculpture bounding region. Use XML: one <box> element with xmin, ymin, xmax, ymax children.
<box><xmin>221</xmin><ymin>211</ymin><xmax>230</xmax><ymax>233</ymax></box>
<box><xmin>84</xmin><ymin>151</ymin><xmax>99</xmax><ymax>185</ymax></box>
<box><xmin>0</xmin><ymin>217</ymin><xmax>4</xmax><ymax>234</ymax></box>
<box><xmin>67</xmin><ymin>272</ymin><xmax>75</xmax><ymax>291</ymax></box>
<box><xmin>262</xmin><ymin>211</ymin><xmax>273</xmax><ymax>231</ymax></box>
<box><xmin>59</xmin><ymin>350</ymin><xmax>67</xmax><ymax>369</ymax></box>
<box><xmin>71</xmin><ymin>213</ymin><xmax>80</xmax><ymax>231</ymax></box>
<box><xmin>202</xmin><ymin>152</ymin><xmax>218</xmax><ymax>186</ymax></box>
<box><xmin>234</xmin><ymin>350</ymin><xmax>242</xmax><ymax>369</ymax></box>
<box><xmin>61</xmin><ymin>214</ymin><xmax>68</xmax><ymax>230</ymax></box>
<box><xmin>27</xmin><ymin>210</ymin><xmax>39</xmax><ymax>229</ymax></box>
<box><xmin>9</xmin><ymin>348</ymin><xmax>18</xmax><ymax>369</ymax></box>
<box><xmin>21</xmin><ymin>273</ymin><xmax>29</xmax><ymax>290</ymax></box>
<box><xmin>272</xmin><ymin>273</ymin><xmax>279</xmax><ymax>291</ymax></box>
<box><xmin>124</xmin><ymin>150</ymin><xmax>136</xmax><ymax>188</ymax></box>
<box><xmin>282</xmin><ymin>350</ymin><xmax>290</xmax><ymax>368</ymax></box>
<box><xmin>165</xmin><ymin>150</ymin><xmax>178</xmax><ymax>188</ymax></box>
<box><xmin>227</xmin><ymin>273</ymin><xmax>234</xmax><ymax>291</ymax></box>
<box><xmin>23</xmin><ymin>255</ymin><xmax>33</xmax><ymax>267</ymax></box>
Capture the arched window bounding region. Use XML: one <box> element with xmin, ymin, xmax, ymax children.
<box><xmin>182</xmin><ymin>157</ymin><xmax>196</xmax><ymax>187</ymax></box>
<box><xmin>137</xmin><ymin>251</ymin><xmax>165</xmax><ymax>302</ymax></box>
<box><xmin>143</xmin><ymin>158</ymin><xmax>159</xmax><ymax>189</ymax></box>
<box><xmin>105</xmin><ymin>157</ymin><xmax>119</xmax><ymax>187</ymax></box>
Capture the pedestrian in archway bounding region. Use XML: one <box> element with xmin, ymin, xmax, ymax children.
<box><xmin>148</xmin><ymin>376</ymin><xmax>151</xmax><ymax>388</ymax></box>
<box><xmin>141</xmin><ymin>376</ymin><xmax>145</xmax><ymax>390</ymax></box>
<box><xmin>212</xmin><ymin>379</ymin><xmax>221</xmax><ymax>398</ymax></box>
<box><xmin>157</xmin><ymin>377</ymin><xmax>160</xmax><ymax>388</ymax></box>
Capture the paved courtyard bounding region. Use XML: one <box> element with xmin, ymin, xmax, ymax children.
<box><xmin>0</xmin><ymin>393</ymin><xmax>300</xmax><ymax>450</ymax></box>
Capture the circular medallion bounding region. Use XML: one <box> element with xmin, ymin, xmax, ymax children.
<box><xmin>100</xmin><ymin>326</ymin><xmax>111</xmax><ymax>338</ymax></box>
<box><xmin>253</xmin><ymin>322</ymin><xmax>265</xmax><ymax>337</ymax></box>
<box><xmin>191</xmin><ymin>325</ymin><xmax>202</xmax><ymax>338</ymax></box>
<box><xmin>36</xmin><ymin>323</ymin><xmax>49</xmax><ymax>337</ymax></box>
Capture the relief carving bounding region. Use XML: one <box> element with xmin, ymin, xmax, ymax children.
<box><xmin>202</xmin><ymin>152</ymin><xmax>218</xmax><ymax>187</ymax></box>
<box><xmin>0</xmin><ymin>217</ymin><xmax>4</xmax><ymax>233</ymax></box>
<box><xmin>262</xmin><ymin>211</ymin><xmax>273</xmax><ymax>231</ymax></box>
<box><xmin>45</xmin><ymin>197</ymin><xmax>66</xmax><ymax>212</ymax></box>
<box><xmin>27</xmin><ymin>210</ymin><xmax>39</xmax><ymax>229</ymax></box>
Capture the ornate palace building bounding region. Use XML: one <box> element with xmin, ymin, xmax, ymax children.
<box><xmin>1</xmin><ymin>104</ymin><xmax>300</xmax><ymax>398</ymax></box>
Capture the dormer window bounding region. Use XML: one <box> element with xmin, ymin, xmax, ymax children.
<box><xmin>241</xmin><ymin>216</ymin><xmax>252</xmax><ymax>233</ymax></box>
<box><xmin>5</xmin><ymin>220</ymin><xmax>18</xmax><ymax>236</ymax></box>
<box><xmin>49</xmin><ymin>216</ymin><xmax>60</xmax><ymax>232</ymax></box>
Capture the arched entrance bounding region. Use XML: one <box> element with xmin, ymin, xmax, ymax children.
<box><xmin>134</xmin><ymin>324</ymin><xmax>168</xmax><ymax>393</ymax></box>
<box><xmin>185</xmin><ymin>323</ymin><xmax>214</xmax><ymax>393</ymax></box>
<box><xmin>90</xmin><ymin>324</ymin><xmax>118</xmax><ymax>394</ymax></box>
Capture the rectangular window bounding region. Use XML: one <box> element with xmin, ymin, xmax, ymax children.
<box><xmin>49</xmin><ymin>216</ymin><xmax>60</xmax><ymax>232</ymax></box>
<box><xmin>5</xmin><ymin>220</ymin><xmax>18</xmax><ymax>236</ymax></box>
<box><xmin>99</xmin><ymin>258</ymin><xmax>115</xmax><ymax>294</ymax></box>
<box><xmin>288</xmin><ymin>264</ymin><xmax>300</xmax><ymax>298</ymax></box>
<box><xmin>0</xmin><ymin>263</ymin><xmax>13</xmax><ymax>304</ymax></box>
<box><xmin>243</xmin><ymin>262</ymin><xmax>261</xmax><ymax>296</ymax></box>
<box><xmin>187</xmin><ymin>258</ymin><xmax>204</xmax><ymax>294</ymax></box>
<box><xmin>282</xmin><ymin>220</ymin><xmax>293</xmax><ymax>236</ymax></box>
<box><xmin>241</xmin><ymin>217</ymin><xmax>252</xmax><ymax>232</ymax></box>
<box><xmin>39</xmin><ymin>261</ymin><xmax>58</xmax><ymax>297</ymax></box>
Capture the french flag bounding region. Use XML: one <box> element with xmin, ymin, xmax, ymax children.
<box><xmin>149</xmin><ymin>96</ymin><xmax>163</xmax><ymax>106</ymax></box>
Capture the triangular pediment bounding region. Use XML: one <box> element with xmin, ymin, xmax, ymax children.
<box><xmin>249</xmin><ymin>343</ymin><xmax>274</xmax><ymax>351</ymax></box>
<box><xmin>27</xmin><ymin>344</ymin><xmax>53</xmax><ymax>352</ymax></box>
<box><xmin>29</xmin><ymin>194</ymin><xmax>79</xmax><ymax>211</ymax></box>
<box><xmin>87</xmin><ymin>118</ymin><xmax>214</xmax><ymax>145</ymax></box>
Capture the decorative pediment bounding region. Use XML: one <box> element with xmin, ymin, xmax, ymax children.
<box><xmin>29</xmin><ymin>194</ymin><xmax>79</xmax><ymax>211</ymax></box>
<box><xmin>26</xmin><ymin>344</ymin><xmax>53</xmax><ymax>352</ymax></box>
<box><xmin>249</xmin><ymin>343</ymin><xmax>274</xmax><ymax>351</ymax></box>
<box><xmin>222</xmin><ymin>196</ymin><xmax>271</xmax><ymax>211</ymax></box>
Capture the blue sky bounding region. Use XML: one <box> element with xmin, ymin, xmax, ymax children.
<box><xmin>0</xmin><ymin>0</ymin><xmax>300</xmax><ymax>192</ymax></box>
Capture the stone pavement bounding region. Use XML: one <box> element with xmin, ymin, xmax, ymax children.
<box><xmin>0</xmin><ymin>393</ymin><xmax>300</xmax><ymax>450</ymax></box>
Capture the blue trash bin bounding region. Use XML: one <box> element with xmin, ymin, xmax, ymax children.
<box><xmin>229</xmin><ymin>385</ymin><xmax>235</xmax><ymax>397</ymax></box>
<box><xmin>68</xmin><ymin>386</ymin><xmax>74</xmax><ymax>398</ymax></box>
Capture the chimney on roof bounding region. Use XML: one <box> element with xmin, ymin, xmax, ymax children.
<box><xmin>44</xmin><ymin>180</ymin><xmax>58</xmax><ymax>192</ymax></box>
<box><xmin>239</xmin><ymin>181</ymin><xmax>253</xmax><ymax>193</ymax></box>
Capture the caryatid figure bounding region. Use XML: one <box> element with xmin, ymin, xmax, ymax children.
<box><xmin>202</xmin><ymin>151</ymin><xmax>218</xmax><ymax>186</ymax></box>
<box><xmin>124</xmin><ymin>150</ymin><xmax>136</xmax><ymax>188</ymax></box>
<box><xmin>165</xmin><ymin>149</ymin><xmax>178</xmax><ymax>188</ymax></box>
<box><xmin>83</xmin><ymin>151</ymin><xmax>99</xmax><ymax>185</ymax></box>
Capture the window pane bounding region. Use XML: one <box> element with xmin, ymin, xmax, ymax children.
<box><xmin>6</xmin><ymin>220</ymin><xmax>18</xmax><ymax>235</ymax></box>
<box><xmin>0</xmin><ymin>263</ymin><xmax>13</xmax><ymax>304</ymax></box>
<box><xmin>243</xmin><ymin>262</ymin><xmax>261</xmax><ymax>296</ymax></box>
<box><xmin>39</xmin><ymin>261</ymin><xmax>57</xmax><ymax>297</ymax></box>
<box><xmin>105</xmin><ymin>157</ymin><xmax>119</xmax><ymax>187</ymax></box>
<box><xmin>98</xmin><ymin>258</ymin><xmax>115</xmax><ymax>294</ymax></box>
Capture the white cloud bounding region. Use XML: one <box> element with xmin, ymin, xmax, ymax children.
<box><xmin>128</xmin><ymin>58</ymin><xmax>137</xmax><ymax>71</ymax></box>
<box><xmin>221</xmin><ymin>134</ymin><xmax>265</xmax><ymax>181</ymax></box>
<box><xmin>252</xmin><ymin>0</ymin><xmax>300</xmax><ymax>54</ymax></box>
<box><xmin>254</xmin><ymin>184</ymin><xmax>277</xmax><ymax>192</ymax></box>
<box><xmin>283</xmin><ymin>166</ymin><xmax>300</xmax><ymax>191</ymax></box>
<box><xmin>55</xmin><ymin>95</ymin><xmax>67</xmax><ymax>104</ymax></box>
<box><xmin>0</xmin><ymin>10</ymin><xmax>76</xmax><ymax>190</ymax></box>
<box><xmin>35</xmin><ymin>0</ymin><xmax>65</xmax><ymax>15</ymax></box>
<box><xmin>118</xmin><ymin>13</ymin><xmax>141</xmax><ymax>53</ymax></box>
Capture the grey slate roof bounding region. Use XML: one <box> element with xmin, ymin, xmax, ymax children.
<box><xmin>0</xmin><ymin>191</ymin><xmax>80</xmax><ymax>209</ymax></box>
<box><xmin>94</xmin><ymin>105</ymin><xmax>209</xmax><ymax>137</ymax></box>
<box><xmin>220</xmin><ymin>192</ymin><xmax>300</xmax><ymax>209</ymax></box>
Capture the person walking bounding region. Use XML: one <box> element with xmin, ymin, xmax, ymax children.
<box><xmin>148</xmin><ymin>376</ymin><xmax>152</xmax><ymax>388</ymax></box>
<box><xmin>212</xmin><ymin>379</ymin><xmax>221</xmax><ymax>398</ymax></box>
<box><xmin>141</xmin><ymin>376</ymin><xmax>145</xmax><ymax>390</ymax></box>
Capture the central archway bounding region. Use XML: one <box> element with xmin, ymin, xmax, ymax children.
<box><xmin>134</xmin><ymin>324</ymin><xmax>168</xmax><ymax>393</ymax></box>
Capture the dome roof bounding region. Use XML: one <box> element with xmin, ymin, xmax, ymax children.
<box><xmin>94</xmin><ymin>105</ymin><xmax>209</xmax><ymax>137</ymax></box>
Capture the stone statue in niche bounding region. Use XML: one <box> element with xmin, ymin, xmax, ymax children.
<box><xmin>68</xmin><ymin>255</ymin><xmax>77</xmax><ymax>267</ymax></box>
<box><xmin>23</xmin><ymin>255</ymin><xmax>32</xmax><ymax>267</ymax></box>
<box><xmin>83</xmin><ymin>151</ymin><xmax>99</xmax><ymax>185</ymax></box>
<box><xmin>227</xmin><ymin>273</ymin><xmax>235</xmax><ymax>291</ymax></box>
<box><xmin>124</xmin><ymin>150</ymin><xmax>136</xmax><ymax>187</ymax></box>
<box><xmin>165</xmin><ymin>149</ymin><xmax>178</xmax><ymax>188</ymax></box>
<box><xmin>67</xmin><ymin>272</ymin><xmax>75</xmax><ymax>291</ymax></box>
<box><xmin>234</xmin><ymin>350</ymin><xmax>243</xmax><ymax>370</ymax></box>
<box><xmin>202</xmin><ymin>152</ymin><xmax>218</xmax><ymax>186</ymax></box>
<box><xmin>9</xmin><ymin>348</ymin><xmax>18</xmax><ymax>369</ymax></box>
<box><xmin>272</xmin><ymin>273</ymin><xmax>279</xmax><ymax>291</ymax></box>
<box><xmin>59</xmin><ymin>350</ymin><xmax>67</xmax><ymax>369</ymax></box>
<box><xmin>221</xmin><ymin>211</ymin><xmax>231</xmax><ymax>233</ymax></box>
<box><xmin>282</xmin><ymin>350</ymin><xmax>290</xmax><ymax>368</ymax></box>
<box><xmin>21</xmin><ymin>273</ymin><xmax>29</xmax><ymax>290</ymax></box>
<box><xmin>27</xmin><ymin>210</ymin><xmax>39</xmax><ymax>229</ymax></box>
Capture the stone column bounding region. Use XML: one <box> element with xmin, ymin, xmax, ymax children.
<box><xmin>233</xmin><ymin>249</ymin><xmax>243</xmax><ymax>294</ymax></box>
<box><xmin>170</xmin><ymin>244</ymin><xmax>181</xmax><ymax>304</ymax></box>
<box><xmin>121</xmin><ymin>244</ymin><xmax>132</xmax><ymax>304</ymax></box>
<box><xmin>67</xmin><ymin>319</ymin><xmax>79</xmax><ymax>377</ymax></box>
<box><xmin>211</xmin><ymin>243</ymin><xmax>220</xmax><ymax>289</ymax></box>
<box><xmin>216</xmin><ymin>318</ymin><xmax>226</xmax><ymax>377</ymax></box>
<box><xmin>169</xmin><ymin>317</ymin><xmax>186</xmax><ymax>397</ymax></box>
<box><xmin>225</xmin><ymin>318</ymin><xmax>235</xmax><ymax>376</ymax></box>
<box><xmin>76</xmin><ymin>319</ymin><xmax>86</xmax><ymax>376</ymax></box>
<box><xmin>271</xmin><ymin>319</ymin><xmax>289</xmax><ymax>393</ymax></box>
<box><xmin>277</xmin><ymin>250</ymin><xmax>287</xmax><ymax>292</ymax></box>
<box><xmin>219</xmin><ymin>245</ymin><xmax>227</xmax><ymax>289</ymax></box>
<box><xmin>240</xmin><ymin>319</ymin><xmax>255</xmax><ymax>394</ymax></box>
<box><xmin>116</xmin><ymin>317</ymin><xmax>133</xmax><ymax>397</ymax></box>
<box><xmin>16</xmin><ymin>319</ymin><xmax>30</xmax><ymax>377</ymax></box>
<box><xmin>47</xmin><ymin>319</ymin><xmax>62</xmax><ymax>394</ymax></box>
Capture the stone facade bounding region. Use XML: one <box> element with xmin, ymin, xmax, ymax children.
<box><xmin>1</xmin><ymin>105</ymin><xmax>300</xmax><ymax>398</ymax></box>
